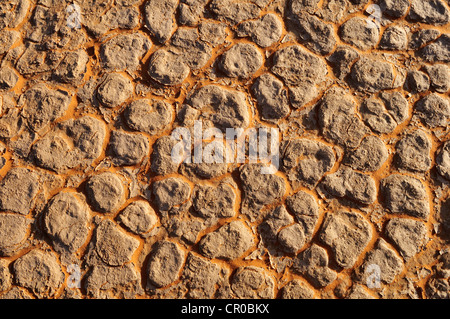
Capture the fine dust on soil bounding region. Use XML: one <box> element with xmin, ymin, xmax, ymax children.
<box><xmin>0</xmin><ymin>0</ymin><xmax>449</xmax><ymax>299</ymax></box>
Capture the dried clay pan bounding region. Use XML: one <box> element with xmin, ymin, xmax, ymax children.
<box><xmin>0</xmin><ymin>0</ymin><xmax>449</xmax><ymax>300</ymax></box>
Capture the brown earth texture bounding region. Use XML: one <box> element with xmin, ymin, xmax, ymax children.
<box><xmin>0</xmin><ymin>0</ymin><xmax>449</xmax><ymax>299</ymax></box>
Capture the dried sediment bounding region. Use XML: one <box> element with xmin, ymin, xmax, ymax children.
<box><xmin>0</xmin><ymin>0</ymin><xmax>449</xmax><ymax>300</ymax></box>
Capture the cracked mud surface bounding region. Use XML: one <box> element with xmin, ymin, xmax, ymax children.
<box><xmin>0</xmin><ymin>0</ymin><xmax>449</xmax><ymax>299</ymax></box>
